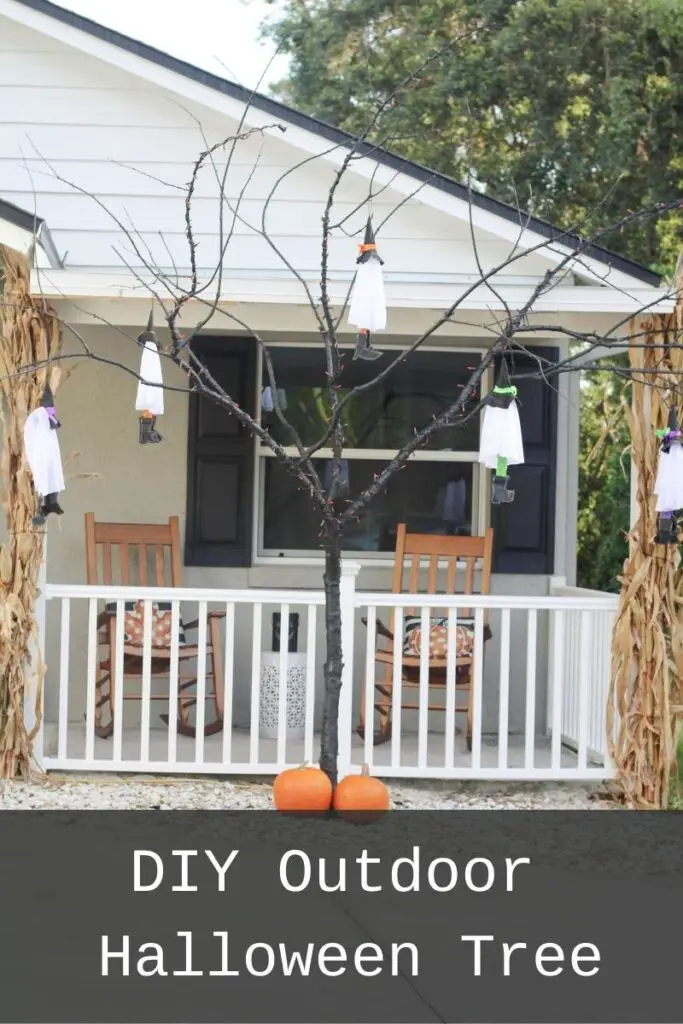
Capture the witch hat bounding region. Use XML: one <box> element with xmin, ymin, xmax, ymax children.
<box><xmin>667</xmin><ymin>406</ymin><xmax>679</xmax><ymax>432</ymax></box>
<box><xmin>40</xmin><ymin>383</ymin><xmax>60</xmax><ymax>428</ymax></box>
<box><xmin>494</xmin><ymin>358</ymin><xmax>512</xmax><ymax>392</ymax></box>
<box><xmin>137</xmin><ymin>306</ymin><xmax>157</xmax><ymax>347</ymax></box>
<box><xmin>357</xmin><ymin>217</ymin><xmax>384</xmax><ymax>265</ymax></box>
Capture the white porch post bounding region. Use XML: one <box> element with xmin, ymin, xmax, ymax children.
<box><xmin>24</xmin><ymin>531</ymin><xmax>47</xmax><ymax>770</ymax></box>
<box><xmin>337</xmin><ymin>560</ymin><xmax>361</xmax><ymax>777</ymax></box>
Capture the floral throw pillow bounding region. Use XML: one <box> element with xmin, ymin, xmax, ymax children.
<box><xmin>104</xmin><ymin>601</ymin><xmax>187</xmax><ymax>648</ymax></box>
<box><xmin>403</xmin><ymin>615</ymin><xmax>476</xmax><ymax>659</ymax></box>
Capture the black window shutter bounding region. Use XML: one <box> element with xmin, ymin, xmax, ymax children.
<box><xmin>184</xmin><ymin>338</ymin><xmax>257</xmax><ymax>567</ymax></box>
<box><xmin>490</xmin><ymin>346</ymin><xmax>559</xmax><ymax>575</ymax></box>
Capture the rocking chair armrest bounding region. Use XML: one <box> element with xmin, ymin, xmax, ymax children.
<box><xmin>96</xmin><ymin>608</ymin><xmax>117</xmax><ymax>630</ymax></box>
<box><xmin>361</xmin><ymin>615</ymin><xmax>394</xmax><ymax>641</ymax></box>
<box><xmin>183</xmin><ymin>611</ymin><xmax>226</xmax><ymax>632</ymax></box>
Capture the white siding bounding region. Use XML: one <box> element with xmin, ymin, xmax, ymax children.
<box><xmin>0</xmin><ymin>12</ymin><xmax>557</xmax><ymax>279</ymax></box>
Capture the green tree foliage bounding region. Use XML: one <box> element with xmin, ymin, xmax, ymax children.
<box><xmin>576</xmin><ymin>365</ymin><xmax>631</xmax><ymax>592</ymax></box>
<box><xmin>262</xmin><ymin>0</ymin><xmax>683</xmax><ymax>590</ymax></box>
<box><xmin>263</xmin><ymin>0</ymin><xmax>683</xmax><ymax>270</ymax></box>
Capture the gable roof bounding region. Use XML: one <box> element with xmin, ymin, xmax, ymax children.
<box><xmin>6</xmin><ymin>0</ymin><xmax>662</xmax><ymax>288</ymax></box>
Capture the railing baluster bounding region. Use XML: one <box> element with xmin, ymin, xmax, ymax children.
<box><xmin>600</xmin><ymin>610</ymin><xmax>612</xmax><ymax>758</ymax></box>
<box><xmin>221</xmin><ymin>602</ymin><xmax>235</xmax><ymax>766</ymax></box>
<box><xmin>551</xmin><ymin>609</ymin><xmax>565</xmax><ymax>771</ymax></box>
<box><xmin>57</xmin><ymin>598</ymin><xmax>70</xmax><ymax>761</ymax></box>
<box><xmin>166</xmin><ymin>600</ymin><xmax>181</xmax><ymax>765</ymax></box>
<box><xmin>471</xmin><ymin>608</ymin><xmax>485</xmax><ymax>770</ymax></box>
<box><xmin>249</xmin><ymin>604</ymin><xmax>262</xmax><ymax>765</ymax></box>
<box><xmin>363</xmin><ymin>606</ymin><xmax>377</xmax><ymax>768</ymax></box>
<box><xmin>112</xmin><ymin>599</ymin><xmax>125</xmax><ymax>763</ymax></box>
<box><xmin>524</xmin><ymin>609</ymin><xmax>538</xmax><ymax>770</ymax></box>
<box><xmin>497</xmin><ymin>608</ymin><xmax>511</xmax><ymax>770</ymax></box>
<box><xmin>277</xmin><ymin>604</ymin><xmax>289</xmax><ymax>766</ymax></box>
<box><xmin>578</xmin><ymin>610</ymin><xmax>591</xmax><ymax>769</ymax></box>
<box><xmin>417</xmin><ymin>606</ymin><xmax>430</xmax><ymax>769</ymax></box>
<box><xmin>390</xmin><ymin>607</ymin><xmax>404</xmax><ymax>770</ymax></box>
<box><xmin>444</xmin><ymin>607</ymin><xmax>457</xmax><ymax>769</ymax></box>
<box><xmin>140</xmin><ymin>598</ymin><xmax>153</xmax><ymax>764</ymax></box>
<box><xmin>84</xmin><ymin>598</ymin><xmax>98</xmax><ymax>762</ymax></box>
<box><xmin>194</xmin><ymin>601</ymin><xmax>208</xmax><ymax>765</ymax></box>
<box><xmin>591</xmin><ymin>613</ymin><xmax>603</xmax><ymax>756</ymax></box>
<box><xmin>562</xmin><ymin>612</ymin><xmax>571</xmax><ymax>743</ymax></box>
<box><xmin>570</xmin><ymin>611</ymin><xmax>579</xmax><ymax>745</ymax></box>
<box><xmin>304</xmin><ymin>605</ymin><xmax>316</xmax><ymax>765</ymax></box>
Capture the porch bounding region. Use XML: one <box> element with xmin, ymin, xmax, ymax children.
<box><xmin>35</xmin><ymin>570</ymin><xmax>619</xmax><ymax>782</ymax></box>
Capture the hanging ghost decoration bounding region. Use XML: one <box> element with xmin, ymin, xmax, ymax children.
<box><xmin>478</xmin><ymin>358</ymin><xmax>524</xmax><ymax>504</ymax></box>
<box><xmin>653</xmin><ymin>407</ymin><xmax>683</xmax><ymax>544</ymax></box>
<box><xmin>348</xmin><ymin>218</ymin><xmax>385</xmax><ymax>361</ymax></box>
<box><xmin>261</xmin><ymin>386</ymin><xmax>288</xmax><ymax>413</ymax></box>
<box><xmin>136</xmin><ymin>310</ymin><xmax>164</xmax><ymax>444</ymax></box>
<box><xmin>323</xmin><ymin>457</ymin><xmax>350</xmax><ymax>500</ymax></box>
<box><xmin>23</xmin><ymin>383</ymin><xmax>65</xmax><ymax>526</ymax></box>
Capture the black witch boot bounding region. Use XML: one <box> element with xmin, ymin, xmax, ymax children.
<box><xmin>655</xmin><ymin>513</ymin><xmax>679</xmax><ymax>545</ymax></box>
<box><xmin>42</xmin><ymin>492</ymin><xmax>64</xmax><ymax>517</ymax></box>
<box><xmin>353</xmin><ymin>330</ymin><xmax>382</xmax><ymax>361</ymax></box>
<box><xmin>491</xmin><ymin>474</ymin><xmax>515</xmax><ymax>504</ymax></box>
<box><xmin>139</xmin><ymin>415</ymin><xmax>163</xmax><ymax>444</ymax></box>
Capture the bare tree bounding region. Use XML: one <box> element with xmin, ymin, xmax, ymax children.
<box><xmin>2</xmin><ymin>53</ymin><xmax>682</xmax><ymax>798</ymax></box>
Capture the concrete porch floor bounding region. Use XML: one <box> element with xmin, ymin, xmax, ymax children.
<box><xmin>42</xmin><ymin>722</ymin><xmax>597</xmax><ymax>772</ymax></box>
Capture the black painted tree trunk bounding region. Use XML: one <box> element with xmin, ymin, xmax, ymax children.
<box><xmin>319</xmin><ymin>532</ymin><xmax>344</xmax><ymax>786</ymax></box>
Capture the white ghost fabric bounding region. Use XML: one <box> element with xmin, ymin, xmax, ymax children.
<box><xmin>348</xmin><ymin>259</ymin><xmax>386</xmax><ymax>333</ymax></box>
<box><xmin>136</xmin><ymin>341</ymin><xmax>164</xmax><ymax>415</ymax></box>
<box><xmin>23</xmin><ymin>407</ymin><xmax>65</xmax><ymax>496</ymax></box>
<box><xmin>261</xmin><ymin>386</ymin><xmax>274</xmax><ymax>412</ymax></box>
<box><xmin>478</xmin><ymin>404</ymin><xmax>525</xmax><ymax>468</ymax></box>
<box><xmin>654</xmin><ymin>445</ymin><xmax>683</xmax><ymax>512</ymax></box>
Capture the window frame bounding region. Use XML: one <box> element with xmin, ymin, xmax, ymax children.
<box><xmin>251</xmin><ymin>341</ymin><xmax>492</xmax><ymax>566</ymax></box>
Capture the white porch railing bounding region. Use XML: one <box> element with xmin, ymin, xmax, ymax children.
<box><xmin>549</xmin><ymin>578</ymin><xmax>618</xmax><ymax>764</ymax></box>
<box><xmin>37</xmin><ymin>566</ymin><xmax>619</xmax><ymax>781</ymax></box>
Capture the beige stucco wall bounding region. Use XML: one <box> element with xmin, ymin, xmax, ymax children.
<box><xmin>30</xmin><ymin>325</ymin><xmax>554</xmax><ymax>737</ymax></box>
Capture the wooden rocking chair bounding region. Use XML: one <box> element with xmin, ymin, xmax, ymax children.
<box><xmin>85</xmin><ymin>512</ymin><xmax>224</xmax><ymax>739</ymax></box>
<box><xmin>357</xmin><ymin>524</ymin><xmax>494</xmax><ymax>751</ymax></box>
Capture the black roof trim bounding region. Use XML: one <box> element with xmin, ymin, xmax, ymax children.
<box><xmin>0</xmin><ymin>196</ymin><xmax>44</xmax><ymax>233</ymax></box>
<box><xmin>11</xmin><ymin>0</ymin><xmax>661</xmax><ymax>287</ymax></box>
<box><xmin>0</xmin><ymin>196</ymin><xmax>62</xmax><ymax>267</ymax></box>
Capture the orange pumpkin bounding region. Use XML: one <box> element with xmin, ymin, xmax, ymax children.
<box><xmin>332</xmin><ymin>764</ymin><xmax>390</xmax><ymax>823</ymax></box>
<box><xmin>273</xmin><ymin>764</ymin><xmax>333</xmax><ymax>813</ymax></box>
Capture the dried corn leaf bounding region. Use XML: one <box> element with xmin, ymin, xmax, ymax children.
<box><xmin>0</xmin><ymin>245</ymin><xmax>61</xmax><ymax>779</ymax></box>
<box><xmin>608</xmin><ymin>311</ymin><xmax>683</xmax><ymax>808</ymax></box>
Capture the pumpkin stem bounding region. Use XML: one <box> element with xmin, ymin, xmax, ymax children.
<box><xmin>360</xmin><ymin>763</ymin><xmax>369</xmax><ymax>776</ymax></box>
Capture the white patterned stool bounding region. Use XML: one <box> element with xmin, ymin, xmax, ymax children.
<box><xmin>259</xmin><ymin>651</ymin><xmax>308</xmax><ymax>740</ymax></box>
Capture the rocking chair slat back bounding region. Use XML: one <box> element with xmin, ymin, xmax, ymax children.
<box><xmin>85</xmin><ymin>513</ymin><xmax>183</xmax><ymax>589</ymax></box>
<box><xmin>392</xmin><ymin>524</ymin><xmax>494</xmax><ymax>619</ymax></box>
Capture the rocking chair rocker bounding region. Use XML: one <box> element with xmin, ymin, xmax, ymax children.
<box><xmin>85</xmin><ymin>512</ymin><xmax>224</xmax><ymax>739</ymax></box>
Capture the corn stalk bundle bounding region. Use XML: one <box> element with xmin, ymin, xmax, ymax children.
<box><xmin>609</xmin><ymin>309</ymin><xmax>683</xmax><ymax>808</ymax></box>
<box><xmin>0</xmin><ymin>246</ymin><xmax>61</xmax><ymax>778</ymax></box>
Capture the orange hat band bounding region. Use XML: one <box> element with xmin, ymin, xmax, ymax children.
<box><xmin>358</xmin><ymin>243</ymin><xmax>377</xmax><ymax>253</ymax></box>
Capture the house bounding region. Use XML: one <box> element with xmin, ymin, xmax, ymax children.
<box><xmin>0</xmin><ymin>0</ymin><xmax>673</xmax><ymax>781</ymax></box>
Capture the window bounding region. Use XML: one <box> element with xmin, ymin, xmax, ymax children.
<box><xmin>257</xmin><ymin>345</ymin><xmax>484</xmax><ymax>557</ymax></box>
<box><xmin>183</xmin><ymin>339</ymin><xmax>559</xmax><ymax>574</ymax></box>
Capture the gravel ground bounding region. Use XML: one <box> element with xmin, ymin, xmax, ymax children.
<box><xmin>0</xmin><ymin>774</ymin><xmax>613</xmax><ymax>810</ymax></box>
